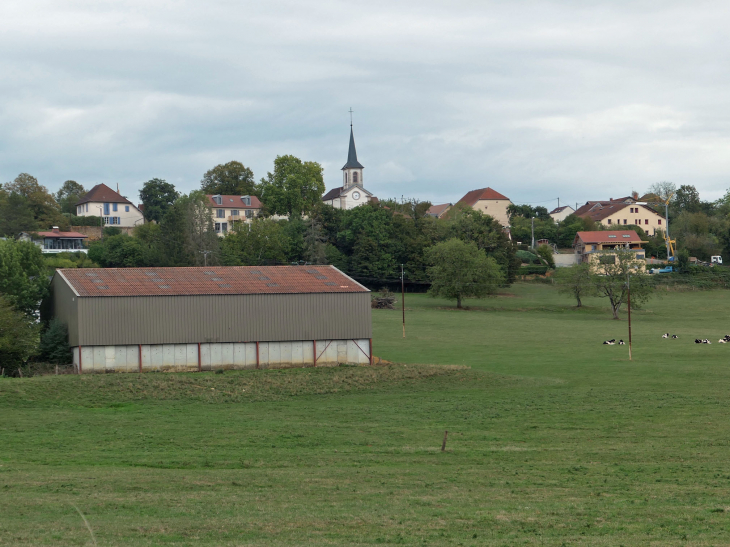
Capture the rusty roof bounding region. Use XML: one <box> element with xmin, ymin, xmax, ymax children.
<box><xmin>56</xmin><ymin>266</ymin><xmax>368</xmax><ymax>297</ymax></box>
<box><xmin>575</xmin><ymin>201</ymin><xmax>663</xmax><ymax>222</ymax></box>
<box><xmin>457</xmin><ymin>187</ymin><xmax>511</xmax><ymax>207</ymax></box>
<box><xmin>575</xmin><ymin>230</ymin><xmax>643</xmax><ymax>244</ymax></box>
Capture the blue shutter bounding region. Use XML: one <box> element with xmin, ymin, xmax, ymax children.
<box><xmin>104</xmin><ymin>203</ymin><xmax>110</xmax><ymax>215</ymax></box>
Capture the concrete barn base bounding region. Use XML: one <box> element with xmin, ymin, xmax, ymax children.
<box><xmin>71</xmin><ymin>340</ymin><xmax>372</xmax><ymax>373</ymax></box>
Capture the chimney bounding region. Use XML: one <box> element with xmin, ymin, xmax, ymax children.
<box><xmin>52</xmin><ymin>226</ymin><xmax>60</xmax><ymax>233</ymax></box>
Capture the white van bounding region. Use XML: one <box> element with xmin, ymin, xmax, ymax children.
<box><xmin>711</xmin><ymin>256</ymin><xmax>723</xmax><ymax>265</ymax></box>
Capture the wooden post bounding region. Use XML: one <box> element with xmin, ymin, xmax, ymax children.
<box><xmin>78</xmin><ymin>345</ymin><xmax>83</xmax><ymax>374</ymax></box>
<box><xmin>441</xmin><ymin>430</ymin><xmax>448</xmax><ymax>452</ymax></box>
<box><xmin>256</xmin><ymin>341</ymin><xmax>260</xmax><ymax>369</ymax></box>
<box><xmin>55</xmin><ymin>365</ymin><xmax>58</xmax><ymax>375</ymax></box>
<box><xmin>401</xmin><ymin>264</ymin><xmax>405</xmax><ymax>338</ymax></box>
<box><xmin>197</xmin><ymin>343</ymin><xmax>202</xmax><ymax>372</ymax></box>
<box><xmin>313</xmin><ymin>340</ymin><xmax>317</xmax><ymax>367</ymax></box>
<box><xmin>138</xmin><ymin>344</ymin><xmax>143</xmax><ymax>373</ymax></box>
<box><xmin>627</xmin><ymin>272</ymin><xmax>632</xmax><ymax>361</ymax></box>
<box><xmin>369</xmin><ymin>338</ymin><xmax>373</xmax><ymax>365</ymax></box>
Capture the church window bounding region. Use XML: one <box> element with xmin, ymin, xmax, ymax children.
<box><xmin>345</xmin><ymin>173</ymin><xmax>348</xmax><ymax>184</ymax></box>
<box><xmin>353</xmin><ymin>172</ymin><xmax>358</xmax><ymax>183</ymax></box>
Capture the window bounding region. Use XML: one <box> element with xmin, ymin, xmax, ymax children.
<box><xmin>245</xmin><ymin>210</ymin><xmax>253</xmax><ymax>219</ymax></box>
<box><xmin>104</xmin><ymin>203</ymin><xmax>110</xmax><ymax>215</ymax></box>
<box><xmin>215</xmin><ymin>223</ymin><xmax>221</xmax><ymax>233</ymax></box>
<box><xmin>222</xmin><ymin>222</ymin><xmax>228</xmax><ymax>233</ymax></box>
<box><xmin>113</xmin><ymin>203</ymin><xmax>118</xmax><ymax>212</ymax></box>
<box><xmin>125</xmin><ymin>206</ymin><xmax>129</xmax><ymax>212</ymax></box>
<box><xmin>213</xmin><ymin>195</ymin><xmax>222</xmax><ymax>205</ymax></box>
<box><xmin>599</xmin><ymin>255</ymin><xmax>616</xmax><ymax>264</ymax></box>
<box><xmin>608</xmin><ymin>235</ymin><xmax>617</xmax><ymax>238</ymax></box>
<box><xmin>344</xmin><ymin>173</ymin><xmax>348</xmax><ymax>184</ymax></box>
<box><xmin>637</xmin><ymin>254</ymin><xmax>645</xmax><ymax>259</ymax></box>
<box><xmin>622</xmin><ymin>234</ymin><xmax>631</xmax><ymax>238</ymax></box>
<box><xmin>658</xmin><ymin>219</ymin><xmax>662</xmax><ymax>225</ymax></box>
<box><xmin>353</xmin><ymin>172</ymin><xmax>358</xmax><ymax>183</ymax></box>
<box><xmin>623</xmin><ymin>219</ymin><xmax>627</xmax><ymax>225</ymax></box>
<box><xmin>241</xmin><ymin>196</ymin><xmax>251</xmax><ymax>206</ymax></box>
<box><xmin>645</xmin><ymin>219</ymin><xmax>648</xmax><ymax>225</ymax></box>
<box><xmin>85</xmin><ymin>204</ymin><xmax>88</xmax><ymax>212</ymax></box>
<box><xmin>607</xmin><ymin>219</ymin><xmax>612</xmax><ymax>224</ymax></box>
<box><xmin>231</xmin><ymin>210</ymin><xmax>239</xmax><ymax>216</ymax></box>
<box><xmin>217</xmin><ymin>209</ymin><xmax>225</xmax><ymax>218</ymax></box>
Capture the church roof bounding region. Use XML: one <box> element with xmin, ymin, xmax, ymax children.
<box><xmin>342</xmin><ymin>127</ymin><xmax>364</xmax><ymax>170</ymax></box>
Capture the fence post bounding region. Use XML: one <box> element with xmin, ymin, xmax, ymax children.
<box><xmin>313</xmin><ymin>340</ymin><xmax>317</xmax><ymax>367</ymax></box>
<box><xmin>138</xmin><ymin>344</ymin><xmax>143</xmax><ymax>373</ymax></box>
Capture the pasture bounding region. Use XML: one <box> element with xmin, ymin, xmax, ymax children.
<box><xmin>3</xmin><ymin>284</ymin><xmax>730</xmax><ymax>546</ymax></box>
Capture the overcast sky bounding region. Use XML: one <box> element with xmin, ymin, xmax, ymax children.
<box><xmin>1</xmin><ymin>0</ymin><xmax>729</xmax><ymax>209</ymax></box>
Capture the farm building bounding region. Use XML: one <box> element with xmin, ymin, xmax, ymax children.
<box><xmin>49</xmin><ymin>266</ymin><xmax>372</xmax><ymax>373</ymax></box>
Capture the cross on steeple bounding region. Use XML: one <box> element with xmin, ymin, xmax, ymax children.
<box><xmin>348</xmin><ymin>107</ymin><xmax>353</xmax><ymax>127</ymax></box>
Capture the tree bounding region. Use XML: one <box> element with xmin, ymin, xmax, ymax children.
<box><xmin>303</xmin><ymin>218</ymin><xmax>327</xmax><ymax>265</ymax></box>
<box><xmin>200</xmin><ymin>161</ymin><xmax>256</xmax><ymax>196</ymax></box>
<box><xmin>55</xmin><ymin>180</ymin><xmax>87</xmax><ymax>215</ymax></box>
<box><xmin>88</xmin><ymin>235</ymin><xmax>147</xmax><ymax>267</ymax></box>
<box><xmin>139</xmin><ymin>178</ymin><xmax>179</xmax><ymax>223</ymax></box>
<box><xmin>554</xmin><ymin>262</ymin><xmax>593</xmax><ymax>307</ymax></box>
<box><xmin>592</xmin><ymin>250</ymin><xmax>655</xmax><ymax>319</ymax></box>
<box><xmin>0</xmin><ymin>296</ymin><xmax>39</xmax><ymax>373</ymax></box>
<box><xmin>646</xmin><ymin>181</ymin><xmax>676</xmax><ymax>202</ymax></box>
<box><xmin>0</xmin><ymin>239</ymin><xmax>49</xmax><ymax>316</ymax></box>
<box><xmin>220</xmin><ymin>218</ymin><xmax>289</xmax><ymax>266</ymax></box>
<box><xmin>4</xmin><ymin>173</ymin><xmax>63</xmax><ymax>228</ymax></box>
<box><xmin>185</xmin><ymin>191</ymin><xmax>220</xmax><ymax>266</ymax></box>
<box><xmin>0</xmin><ymin>191</ymin><xmax>38</xmax><ymax>236</ymax></box>
<box><xmin>536</xmin><ymin>244</ymin><xmax>555</xmax><ymax>268</ymax></box>
<box><xmin>426</xmin><ymin>238</ymin><xmax>504</xmax><ymax>308</ymax></box>
<box><xmin>674</xmin><ymin>184</ymin><xmax>702</xmax><ymax>214</ymax></box>
<box><xmin>39</xmin><ymin>318</ymin><xmax>72</xmax><ymax>365</ymax></box>
<box><xmin>258</xmin><ymin>155</ymin><xmax>325</xmax><ymax>216</ymax></box>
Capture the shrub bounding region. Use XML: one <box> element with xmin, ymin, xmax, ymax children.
<box><xmin>0</xmin><ymin>296</ymin><xmax>39</xmax><ymax>373</ymax></box>
<box><xmin>39</xmin><ymin>318</ymin><xmax>72</xmax><ymax>365</ymax></box>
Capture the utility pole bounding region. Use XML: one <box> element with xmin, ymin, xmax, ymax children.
<box><xmin>200</xmin><ymin>250</ymin><xmax>212</xmax><ymax>267</ymax></box>
<box><xmin>664</xmin><ymin>200</ymin><xmax>671</xmax><ymax>261</ymax></box>
<box><xmin>97</xmin><ymin>206</ymin><xmax>104</xmax><ymax>241</ymax></box>
<box><xmin>627</xmin><ymin>271</ymin><xmax>632</xmax><ymax>361</ymax></box>
<box><xmin>401</xmin><ymin>264</ymin><xmax>405</xmax><ymax>338</ymax></box>
<box><xmin>531</xmin><ymin>217</ymin><xmax>535</xmax><ymax>249</ymax></box>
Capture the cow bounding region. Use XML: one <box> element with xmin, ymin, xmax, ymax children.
<box><xmin>662</xmin><ymin>333</ymin><xmax>670</xmax><ymax>338</ymax></box>
<box><xmin>603</xmin><ymin>340</ymin><xmax>616</xmax><ymax>345</ymax></box>
<box><xmin>719</xmin><ymin>339</ymin><xmax>727</xmax><ymax>344</ymax></box>
<box><xmin>618</xmin><ymin>340</ymin><xmax>625</xmax><ymax>345</ymax></box>
<box><xmin>695</xmin><ymin>339</ymin><xmax>702</xmax><ymax>344</ymax></box>
<box><xmin>671</xmin><ymin>335</ymin><xmax>679</xmax><ymax>339</ymax></box>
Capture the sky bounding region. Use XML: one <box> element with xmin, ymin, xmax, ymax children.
<box><xmin>1</xmin><ymin>0</ymin><xmax>729</xmax><ymax>209</ymax></box>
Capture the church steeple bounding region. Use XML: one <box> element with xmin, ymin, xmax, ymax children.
<box><xmin>342</xmin><ymin>111</ymin><xmax>364</xmax><ymax>189</ymax></box>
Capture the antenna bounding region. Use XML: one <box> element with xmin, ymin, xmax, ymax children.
<box><xmin>348</xmin><ymin>107</ymin><xmax>353</xmax><ymax>127</ymax></box>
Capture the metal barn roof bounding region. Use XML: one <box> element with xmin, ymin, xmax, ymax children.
<box><xmin>57</xmin><ymin>266</ymin><xmax>368</xmax><ymax>297</ymax></box>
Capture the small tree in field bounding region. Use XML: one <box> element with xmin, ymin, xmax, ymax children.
<box><xmin>39</xmin><ymin>318</ymin><xmax>72</xmax><ymax>365</ymax></box>
<box><xmin>554</xmin><ymin>262</ymin><xmax>593</xmax><ymax>307</ymax></box>
<box><xmin>592</xmin><ymin>250</ymin><xmax>655</xmax><ymax>319</ymax></box>
<box><xmin>426</xmin><ymin>238</ymin><xmax>504</xmax><ymax>308</ymax></box>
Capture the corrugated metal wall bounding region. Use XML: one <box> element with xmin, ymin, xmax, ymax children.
<box><xmin>52</xmin><ymin>274</ymin><xmax>80</xmax><ymax>346</ymax></box>
<box><xmin>71</xmin><ymin>292</ymin><xmax>371</xmax><ymax>346</ymax></box>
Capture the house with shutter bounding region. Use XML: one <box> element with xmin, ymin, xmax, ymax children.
<box><xmin>207</xmin><ymin>194</ymin><xmax>263</xmax><ymax>235</ymax></box>
<box><xmin>574</xmin><ymin>197</ymin><xmax>665</xmax><ymax>235</ymax></box>
<box><xmin>574</xmin><ymin>230</ymin><xmax>646</xmax><ymax>269</ymax></box>
<box><xmin>75</xmin><ymin>184</ymin><xmax>144</xmax><ymax>227</ymax></box>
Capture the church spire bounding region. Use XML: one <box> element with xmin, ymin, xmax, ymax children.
<box><xmin>342</xmin><ymin>126</ymin><xmax>364</xmax><ymax>170</ymax></box>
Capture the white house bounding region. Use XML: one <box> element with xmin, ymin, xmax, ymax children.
<box><xmin>207</xmin><ymin>194</ymin><xmax>263</xmax><ymax>236</ymax></box>
<box><xmin>549</xmin><ymin>205</ymin><xmax>575</xmax><ymax>222</ymax></box>
<box><xmin>75</xmin><ymin>184</ymin><xmax>144</xmax><ymax>227</ymax></box>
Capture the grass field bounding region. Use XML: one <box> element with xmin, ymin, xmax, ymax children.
<box><xmin>3</xmin><ymin>284</ymin><xmax>730</xmax><ymax>546</ymax></box>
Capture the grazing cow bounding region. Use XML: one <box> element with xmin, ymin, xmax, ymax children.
<box><xmin>695</xmin><ymin>339</ymin><xmax>702</xmax><ymax>344</ymax></box>
<box><xmin>724</xmin><ymin>335</ymin><xmax>730</xmax><ymax>341</ymax></box>
<box><xmin>662</xmin><ymin>333</ymin><xmax>670</xmax><ymax>338</ymax></box>
<box><xmin>619</xmin><ymin>340</ymin><xmax>625</xmax><ymax>345</ymax></box>
<box><xmin>603</xmin><ymin>340</ymin><xmax>615</xmax><ymax>345</ymax></box>
<box><xmin>704</xmin><ymin>339</ymin><xmax>712</xmax><ymax>344</ymax></box>
<box><xmin>719</xmin><ymin>339</ymin><xmax>727</xmax><ymax>344</ymax></box>
<box><xmin>671</xmin><ymin>335</ymin><xmax>679</xmax><ymax>339</ymax></box>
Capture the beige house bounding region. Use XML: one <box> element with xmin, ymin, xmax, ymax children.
<box><xmin>575</xmin><ymin>197</ymin><xmax>665</xmax><ymax>235</ymax></box>
<box><xmin>549</xmin><ymin>205</ymin><xmax>575</xmax><ymax>222</ymax></box>
<box><xmin>456</xmin><ymin>187</ymin><xmax>512</xmax><ymax>226</ymax></box>
<box><xmin>574</xmin><ymin>230</ymin><xmax>646</xmax><ymax>270</ymax></box>
<box><xmin>322</xmin><ymin>125</ymin><xmax>377</xmax><ymax>210</ymax></box>
<box><xmin>75</xmin><ymin>184</ymin><xmax>144</xmax><ymax>227</ymax></box>
<box><xmin>207</xmin><ymin>194</ymin><xmax>263</xmax><ymax>235</ymax></box>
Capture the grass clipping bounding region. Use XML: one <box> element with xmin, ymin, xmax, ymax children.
<box><xmin>0</xmin><ymin>364</ymin><xmax>469</xmax><ymax>407</ymax></box>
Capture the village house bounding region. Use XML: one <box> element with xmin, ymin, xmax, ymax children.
<box><xmin>75</xmin><ymin>184</ymin><xmax>144</xmax><ymax>227</ymax></box>
<box><xmin>549</xmin><ymin>205</ymin><xmax>575</xmax><ymax>222</ymax></box>
<box><xmin>574</xmin><ymin>196</ymin><xmax>665</xmax><ymax>235</ymax></box>
<box><xmin>19</xmin><ymin>227</ymin><xmax>88</xmax><ymax>253</ymax></box>
<box><xmin>426</xmin><ymin>203</ymin><xmax>452</xmax><ymax>219</ymax></box>
<box><xmin>207</xmin><ymin>194</ymin><xmax>263</xmax><ymax>235</ymax></box>
<box><xmin>574</xmin><ymin>230</ymin><xmax>646</xmax><ymax>269</ymax></box>
<box><xmin>456</xmin><ymin>187</ymin><xmax>512</xmax><ymax>226</ymax></box>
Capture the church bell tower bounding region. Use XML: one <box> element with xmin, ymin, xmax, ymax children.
<box><xmin>342</xmin><ymin>114</ymin><xmax>364</xmax><ymax>190</ymax></box>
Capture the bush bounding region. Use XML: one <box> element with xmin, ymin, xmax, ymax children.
<box><xmin>39</xmin><ymin>318</ymin><xmax>72</xmax><ymax>365</ymax></box>
<box><xmin>0</xmin><ymin>296</ymin><xmax>39</xmax><ymax>373</ymax></box>
<box><xmin>536</xmin><ymin>245</ymin><xmax>555</xmax><ymax>269</ymax></box>
<box><xmin>518</xmin><ymin>265</ymin><xmax>549</xmax><ymax>275</ymax></box>
<box><xmin>66</xmin><ymin>215</ymin><xmax>103</xmax><ymax>227</ymax></box>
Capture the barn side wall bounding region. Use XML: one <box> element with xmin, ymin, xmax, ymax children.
<box><xmin>72</xmin><ymin>339</ymin><xmax>372</xmax><ymax>373</ymax></box>
<box><xmin>74</xmin><ymin>292</ymin><xmax>371</xmax><ymax>346</ymax></box>
<box><xmin>51</xmin><ymin>273</ymin><xmax>80</xmax><ymax>346</ymax></box>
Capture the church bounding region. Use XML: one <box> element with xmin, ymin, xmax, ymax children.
<box><xmin>321</xmin><ymin>123</ymin><xmax>376</xmax><ymax>210</ymax></box>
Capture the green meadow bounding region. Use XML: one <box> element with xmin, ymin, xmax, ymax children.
<box><xmin>3</xmin><ymin>284</ymin><xmax>730</xmax><ymax>546</ymax></box>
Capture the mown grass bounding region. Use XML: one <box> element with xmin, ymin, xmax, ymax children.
<box><xmin>3</xmin><ymin>284</ymin><xmax>730</xmax><ymax>545</ymax></box>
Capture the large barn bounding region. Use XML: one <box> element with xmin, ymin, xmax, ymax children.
<box><xmin>50</xmin><ymin>266</ymin><xmax>372</xmax><ymax>373</ymax></box>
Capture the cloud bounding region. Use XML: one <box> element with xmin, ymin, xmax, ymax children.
<box><xmin>1</xmin><ymin>0</ymin><xmax>729</xmax><ymax>206</ymax></box>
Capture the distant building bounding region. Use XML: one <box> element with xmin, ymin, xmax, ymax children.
<box><xmin>456</xmin><ymin>187</ymin><xmax>512</xmax><ymax>226</ymax></box>
<box><xmin>19</xmin><ymin>227</ymin><xmax>88</xmax><ymax>253</ymax></box>
<box><xmin>207</xmin><ymin>194</ymin><xmax>263</xmax><ymax>236</ymax></box>
<box><xmin>549</xmin><ymin>205</ymin><xmax>575</xmax><ymax>222</ymax></box>
<box><xmin>322</xmin><ymin>124</ymin><xmax>376</xmax><ymax>210</ymax></box>
<box><xmin>574</xmin><ymin>230</ymin><xmax>646</xmax><ymax>269</ymax></box>
<box><xmin>426</xmin><ymin>203</ymin><xmax>452</xmax><ymax>219</ymax></box>
<box><xmin>75</xmin><ymin>184</ymin><xmax>144</xmax><ymax>228</ymax></box>
<box><xmin>575</xmin><ymin>197</ymin><xmax>665</xmax><ymax>235</ymax></box>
